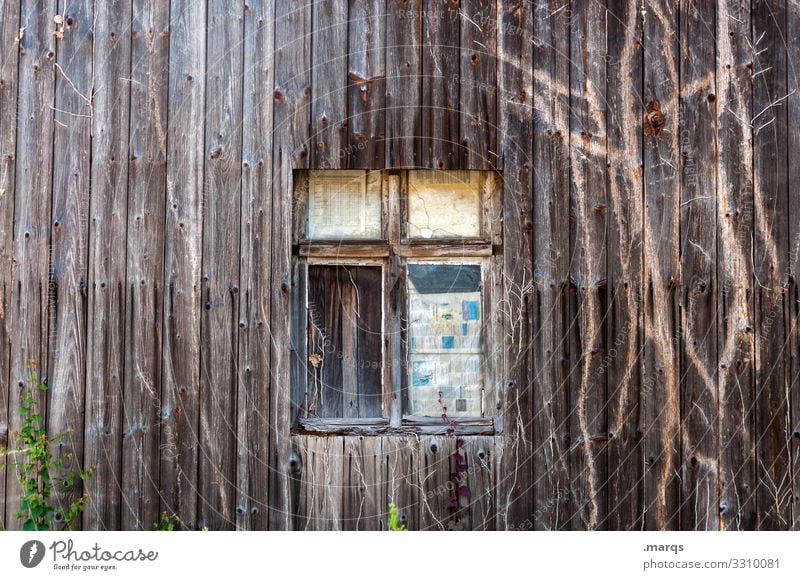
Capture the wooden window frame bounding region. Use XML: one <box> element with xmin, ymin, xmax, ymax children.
<box><xmin>291</xmin><ymin>169</ymin><xmax>503</xmax><ymax>436</ymax></box>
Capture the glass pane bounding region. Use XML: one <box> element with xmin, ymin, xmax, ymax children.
<box><xmin>407</xmin><ymin>170</ymin><xmax>482</xmax><ymax>238</ymax></box>
<box><xmin>307</xmin><ymin>265</ymin><xmax>382</xmax><ymax>418</ymax></box>
<box><xmin>307</xmin><ymin>170</ymin><xmax>382</xmax><ymax>239</ymax></box>
<box><xmin>406</xmin><ymin>264</ymin><xmax>484</xmax><ymax>417</ymax></box>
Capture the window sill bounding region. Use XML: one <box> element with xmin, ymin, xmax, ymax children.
<box><xmin>294</xmin><ymin>416</ymin><xmax>494</xmax><ymax>437</ymax></box>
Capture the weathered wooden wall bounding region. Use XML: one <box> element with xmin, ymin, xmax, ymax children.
<box><xmin>0</xmin><ymin>0</ymin><xmax>799</xmax><ymax>530</ymax></box>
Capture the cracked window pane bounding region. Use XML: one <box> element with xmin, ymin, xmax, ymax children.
<box><xmin>307</xmin><ymin>170</ymin><xmax>382</xmax><ymax>239</ymax></box>
<box><xmin>406</xmin><ymin>263</ymin><xmax>484</xmax><ymax>417</ymax></box>
<box><xmin>407</xmin><ymin>170</ymin><xmax>482</xmax><ymax>238</ymax></box>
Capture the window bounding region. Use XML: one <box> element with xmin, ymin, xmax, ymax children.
<box><xmin>291</xmin><ymin>170</ymin><xmax>502</xmax><ymax>435</ymax></box>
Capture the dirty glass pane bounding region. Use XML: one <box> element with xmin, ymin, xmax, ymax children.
<box><xmin>407</xmin><ymin>170</ymin><xmax>482</xmax><ymax>238</ymax></box>
<box><xmin>406</xmin><ymin>263</ymin><xmax>484</xmax><ymax>417</ymax></box>
<box><xmin>306</xmin><ymin>265</ymin><xmax>383</xmax><ymax>418</ymax></box>
<box><xmin>307</xmin><ymin>170</ymin><xmax>382</xmax><ymax>239</ymax></box>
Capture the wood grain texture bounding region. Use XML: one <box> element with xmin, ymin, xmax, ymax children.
<box><xmin>752</xmin><ymin>0</ymin><xmax>791</xmax><ymax>531</ymax></box>
<box><xmin>48</xmin><ymin>0</ymin><xmax>93</xmax><ymax>528</ymax></box>
<box><xmin>679</xmin><ymin>0</ymin><xmax>718</xmax><ymax>531</ymax></box>
<box><xmin>716</xmin><ymin>0</ymin><xmax>756</xmax><ymax>531</ymax></box>
<box><xmin>496</xmin><ymin>0</ymin><xmax>534</xmax><ymax>531</ymax></box>
<box><xmin>0</xmin><ymin>0</ymin><xmax>20</xmax><ymax>527</ymax></box>
<box><xmin>385</xmin><ymin>0</ymin><xmax>420</xmax><ymax>168</ymax></box>
<box><xmin>421</xmin><ymin>0</ymin><xmax>460</xmax><ymax>169</ymax></box>
<box><xmin>568</xmin><ymin>0</ymin><xmax>608</xmax><ymax>531</ymax></box>
<box><xmin>83</xmin><ymin>0</ymin><xmax>132</xmax><ymax>531</ymax></box>
<box><xmin>347</xmin><ymin>0</ymin><xmax>386</xmax><ymax>169</ymax></box>
<box><xmin>642</xmin><ymin>0</ymin><xmax>681</xmax><ymax>531</ymax></box>
<box><xmin>605</xmin><ymin>0</ymin><xmax>643</xmax><ymax>531</ymax></box>
<box><xmin>271</xmin><ymin>0</ymin><xmax>311</xmax><ymax>530</ymax></box>
<box><xmin>160</xmin><ymin>0</ymin><xmax>206</xmax><ymax>529</ymax></box>
<box><xmin>235</xmin><ymin>0</ymin><xmax>274</xmax><ymax>531</ymax></box>
<box><xmin>531</xmin><ymin>0</ymin><xmax>571</xmax><ymax>531</ymax></box>
<box><xmin>121</xmin><ymin>0</ymin><xmax>169</xmax><ymax>531</ymax></box>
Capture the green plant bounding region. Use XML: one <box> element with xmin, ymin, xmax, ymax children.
<box><xmin>1</xmin><ymin>360</ymin><xmax>94</xmax><ymax>530</ymax></box>
<box><xmin>153</xmin><ymin>512</ymin><xmax>182</xmax><ymax>531</ymax></box>
<box><xmin>387</xmin><ymin>502</ymin><xmax>407</xmax><ymax>531</ymax></box>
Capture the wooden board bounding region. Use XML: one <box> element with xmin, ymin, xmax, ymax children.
<box><xmin>235</xmin><ymin>0</ymin><xmax>274</xmax><ymax>532</ymax></box>
<box><xmin>752</xmin><ymin>0</ymin><xmax>791</xmax><ymax>531</ymax></box>
<box><xmin>385</xmin><ymin>0</ymin><xmax>420</xmax><ymax>168</ymax></box>
<box><xmin>160</xmin><ymin>0</ymin><xmax>205</xmax><ymax>529</ymax></box>
<box><xmin>121</xmin><ymin>0</ymin><xmax>169</xmax><ymax>531</ymax></box>
<box><xmin>48</xmin><ymin>0</ymin><xmax>93</xmax><ymax>529</ymax></box>
<box><xmin>568</xmin><ymin>0</ymin><xmax>608</xmax><ymax>531</ymax></box>
<box><xmin>83</xmin><ymin>0</ymin><xmax>132</xmax><ymax>531</ymax></box>
<box><xmin>716</xmin><ymin>0</ymin><xmax>756</xmax><ymax>531</ymax></box>
<box><xmin>0</xmin><ymin>0</ymin><xmax>21</xmax><ymax>528</ymax></box>
<box><xmin>605</xmin><ymin>0</ymin><xmax>644</xmax><ymax>531</ymax></box>
<box><xmin>198</xmin><ymin>0</ymin><xmax>244</xmax><ymax>532</ymax></box>
<box><xmin>678</xmin><ymin>0</ymin><xmax>718</xmax><ymax>531</ymax></box>
<box><xmin>642</xmin><ymin>0</ymin><xmax>681</xmax><ymax>531</ymax></box>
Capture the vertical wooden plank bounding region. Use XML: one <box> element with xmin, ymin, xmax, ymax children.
<box><xmin>342</xmin><ymin>436</ymin><xmax>381</xmax><ymax>530</ymax></box>
<box><xmin>752</xmin><ymin>0</ymin><xmax>791</xmax><ymax>530</ymax></box>
<box><xmin>418</xmin><ymin>435</ymin><xmax>452</xmax><ymax>530</ymax></box>
<box><xmin>198</xmin><ymin>0</ymin><xmax>244</xmax><ymax>532</ymax></box>
<box><xmin>678</xmin><ymin>0</ymin><xmax>718</xmax><ymax>531</ymax></box>
<box><xmin>160</xmin><ymin>0</ymin><xmax>205</xmax><ymax>529</ymax></box>
<box><xmin>271</xmin><ymin>0</ymin><xmax>311</xmax><ymax>530</ymax></box>
<box><xmin>5</xmin><ymin>0</ymin><xmax>56</xmax><ymax>530</ymax></box>
<box><xmin>347</xmin><ymin>0</ymin><xmax>386</xmax><ymax>169</ymax></box>
<box><xmin>421</xmin><ymin>0</ymin><xmax>459</xmax><ymax>169</ymax></box>
<box><xmin>385</xmin><ymin>0</ymin><xmax>420</xmax><ymax>168</ymax></box>
<box><xmin>459</xmin><ymin>0</ymin><xmax>497</xmax><ymax>169</ymax></box>
<box><xmin>788</xmin><ymin>0</ymin><xmax>800</xmax><ymax>531</ymax></box>
<box><xmin>531</xmin><ymin>0</ymin><xmax>571</xmax><ymax>531</ymax></box>
<box><xmin>465</xmin><ymin>436</ymin><xmax>494</xmax><ymax>530</ymax></box>
<box><xmin>48</xmin><ymin>0</ymin><xmax>93</xmax><ymax>527</ymax></box>
<box><xmin>605</xmin><ymin>0</ymin><xmax>644</xmax><ymax>531</ymax></box>
<box><xmin>236</xmin><ymin>0</ymin><xmax>274</xmax><ymax>532</ymax></box>
<box><xmin>295</xmin><ymin>436</ymin><xmax>343</xmax><ymax>530</ymax></box>
<box><xmin>642</xmin><ymin>0</ymin><xmax>681</xmax><ymax>531</ymax></box>
<box><xmin>121</xmin><ymin>0</ymin><xmax>169</xmax><ymax>531</ymax></box>
<box><xmin>716</xmin><ymin>0</ymin><xmax>756</xmax><ymax>531</ymax></box>
<box><xmin>0</xmin><ymin>0</ymin><xmax>21</xmax><ymax>526</ymax></box>
<box><xmin>495</xmin><ymin>0</ymin><xmax>533</xmax><ymax>531</ymax></box>
<box><xmin>383</xmin><ymin>436</ymin><xmax>419</xmax><ymax>530</ymax></box>
<box><xmin>568</xmin><ymin>0</ymin><xmax>608</xmax><ymax>531</ymax></box>
<box><xmin>311</xmin><ymin>0</ymin><xmax>348</xmax><ymax>170</ymax></box>
<box><xmin>83</xmin><ymin>0</ymin><xmax>132</xmax><ymax>531</ymax></box>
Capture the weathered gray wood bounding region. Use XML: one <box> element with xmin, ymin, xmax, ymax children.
<box><xmin>48</xmin><ymin>0</ymin><xmax>94</xmax><ymax>529</ymax></box>
<box><xmin>295</xmin><ymin>436</ymin><xmax>344</xmax><ymax>530</ymax></box>
<box><xmin>385</xmin><ymin>0</ymin><xmax>420</xmax><ymax>167</ymax></box>
<box><xmin>160</xmin><ymin>0</ymin><xmax>206</xmax><ymax>529</ymax></box>
<box><xmin>716</xmin><ymin>0</ymin><xmax>756</xmax><ymax>531</ymax></box>
<box><xmin>421</xmin><ymin>0</ymin><xmax>460</xmax><ymax>169</ymax></box>
<box><xmin>236</xmin><ymin>0</ymin><xmax>274</xmax><ymax>531</ymax></box>
<box><xmin>0</xmin><ymin>0</ymin><xmax>21</xmax><ymax>527</ymax></box>
<box><xmin>788</xmin><ymin>0</ymin><xmax>800</xmax><ymax>531</ymax></box>
<box><xmin>465</xmin><ymin>436</ymin><xmax>494</xmax><ymax>530</ymax></box>
<box><xmin>495</xmin><ymin>0</ymin><xmax>533</xmax><ymax>531</ymax></box>
<box><xmin>121</xmin><ymin>0</ymin><xmax>169</xmax><ymax>531</ymax></box>
<box><xmin>347</xmin><ymin>0</ymin><xmax>385</xmax><ymax>169</ymax></box>
<box><xmin>197</xmin><ymin>0</ymin><xmax>244</xmax><ymax>532</ymax></box>
<box><xmin>383</xmin><ymin>436</ymin><xmax>419</xmax><ymax>530</ymax></box>
<box><xmin>642</xmin><ymin>0</ymin><xmax>681</xmax><ymax>531</ymax></box>
<box><xmin>459</xmin><ymin>0</ymin><xmax>497</xmax><ymax>169</ymax></box>
<box><xmin>271</xmin><ymin>0</ymin><xmax>311</xmax><ymax>530</ymax></box>
<box><xmin>311</xmin><ymin>0</ymin><xmax>348</xmax><ymax>170</ymax></box>
<box><xmin>418</xmin><ymin>435</ymin><xmax>452</xmax><ymax>530</ymax></box>
<box><xmin>5</xmin><ymin>0</ymin><xmax>57</xmax><ymax>531</ymax></box>
<box><xmin>342</xmin><ymin>436</ymin><xmax>381</xmax><ymax>530</ymax></box>
<box><xmin>604</xmin><ymin>0</ymin><xmax>643</xmax><ymax>531</ymax></box>
<box><xmin>83</xmin><ymin>0</ymin><xmax>132</xmax><ymax>531</ymax></box>
<box><xmin>568</xmin><ymin>0</ymin><xmax>608</xmax><ymax>531</ymax></box>
<box><xmin>531</xmin><ymin>0</ymin><xmax>572</xmax><ymax>531</ymax></box>
<box><xmin>752</xmin><ymin>0</ymin><xmax>791</xmax><ymax>531</ymax></box>
<box><xmin>678</xmin><ymin>0</ymin><xmax>718</xmax><ymax>532</ymax></box>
